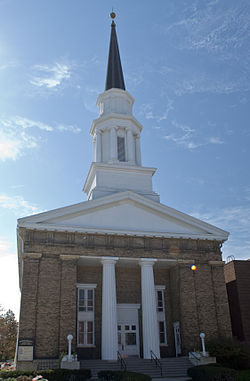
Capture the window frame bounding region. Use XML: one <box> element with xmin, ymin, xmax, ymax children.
<box><xmin>155</xmin><ymin>285</ymin><xmax>167</xmax><ymax>346</ymax></box>
<box><xmin>77</xmin><ymin>284</ymin><xmax>96</xmax><ymax>347</ymax></box>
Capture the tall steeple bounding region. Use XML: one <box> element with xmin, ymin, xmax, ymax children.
<box><xmin>83</xmin><ymin>13</ymin><xmax>159</xmax><ymax>203</ymax></box>
<box><xmin>105</xmin><ymin>12</ymin><xmax>126</xmax><ymax>91</ymax></box>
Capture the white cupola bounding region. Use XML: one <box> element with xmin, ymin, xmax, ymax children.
<box><xmin>83</xmin><ymin>17</ymin><xmax>159</xmax><ymax>203</ymax></box>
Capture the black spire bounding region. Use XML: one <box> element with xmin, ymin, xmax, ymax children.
<box><xmin>105</xmin><ymin>16</ymin><xmax>126</xmax><ymax>91</ymax></box>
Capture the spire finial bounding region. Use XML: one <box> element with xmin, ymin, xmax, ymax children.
<box><xmin>110</xmin><ymin>9</ymin><xmax>116</xmax><ymax>20</ymax></box>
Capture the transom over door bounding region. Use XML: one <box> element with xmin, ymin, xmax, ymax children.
<box><xmin>118</xmin><ymin>323</ymin><xmax>139</xmax><ymax>357</ymax></box>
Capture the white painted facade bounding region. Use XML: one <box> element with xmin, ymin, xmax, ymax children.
<box><xmin>84</xmin><ymin>88</ymin><xmax>159</xmax><ymax>202</ymax></box>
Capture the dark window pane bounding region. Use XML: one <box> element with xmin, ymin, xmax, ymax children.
<box><xmin>88</xmin><ymin>289</ymin><xmax>93</xmax><ymax>300</ymax></box>
<box><xmin>87</xmin><ymin>321</ymin><xmax>93</xmax><ymax>332</ymax></box>
<box><xmin>79</xmin><ymin>333</ymin><xmax>84</xmax><ymax>344</ymax></box>
<box><xmin>117</xmin><ymin>137</ymin><xmax>125</xmax><ymax>161</ymax></box>
<box><xmin>159</xmin><ymin>321</ymin><xmax>165</xmax><ymax>331</ymax></box>
<box><xmin>157</xmin><ymin>291</ymin><xmax>163</xmax><ymax>302</ymax></box>
<box><xmin>126</xmin><ymin>333</ymin><xmax>136</xmax><ymax>345</ymax></box>
<box><xmin>132</xmin><ymin>325</ymin><xmax>136</xmax><ymax>331</ymax></box>
<box><xmin>87</xmin><ymin>332</ymin><xmax>93</xmax><ymax>344</ymax></box>
<box><xmin>79</xmin><ymin>289</ymin><xmax>85</xmax><ymax>298</ymax></box>
<box><xmin>125</xmin><ymin>325</ymin><xmax>129</xmax><ymax>331</ymax></box>
<box><xmin>160</xmin><ymin>332</ymin><xmax>165</xmax><ymax>343</ymax></box>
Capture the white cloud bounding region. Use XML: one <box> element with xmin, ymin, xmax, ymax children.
<box><xmin>0</xmin><ymin>236</ymin><xmax>14</xmax><ymax>257</ymax></box>
<box><xmin>0</xmin><ymin>127</ymin><xmax>37</xmax><ymax>161</ymax></box>
<box><xmin>208</xmin><ymin>137</ymin><xmax>224</xmax><ymax>145</ymax></box>
<box><xmin>0</xmin><ymin>194</ymin><xmax>43</xmax><ymax>216</ymax></box>
<box><xmin>163</xmin><ymin>120</ymin><xmax>224</xmax><ymax>150</ymax></box>
<box><xmin>140</xmin><ymin>99</ymin><xmax>174</xmax><ymax>122</ymax></box>
<box><xmin>0</xmin><ymin>194</ymin><xmax>42</xmax><ymax>216</ymax></box>
<box><xmin>9</xmin><ymin>116</ymin><xmax>53</xmax><ymax>131</ymax></box>
<box><xmin>163</xmin><ymin>120</ymin><xmax>201</xmax><ymax>150</ymax></box>
<box><xmin>30</xmin><ymin>62</ymin><xmax>71</xmax><ymax>88</ymax></box>
<box><xmin>56</xmin><ymin>124</ymin><xmax>81</xmax><ymax>134</ymax></box>
<box><xmin>0</xmin><ymin>116</ymin><xmax>81</xmax><ymax>161</ymax></box>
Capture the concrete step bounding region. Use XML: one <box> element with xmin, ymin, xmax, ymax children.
<box><xmin>80</xmin><ymin>357</ymin><xmax>193</xmax><ymax>378</ymax></box>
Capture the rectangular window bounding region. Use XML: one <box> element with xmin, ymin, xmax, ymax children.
<box><xmin>117</xmin><ymin>137</ymin><xmax>126</xmax><ymax>161</ymax></box>
<box><xmin>78</xmin><ymin>321</ymin><xmax>94</xmax><ymax>345</ymax></box>
<box><xmin>155</xmin><ymin>286</ymin><xmax>167</xmax><ymax>345</ymax></box>
<box><xmin>159</xmin><ymin>321</ymin><xmax>166</xmax><ymax>344</ymax></box>
<box><xmin>77</xmin><ymin>284</ymin><xmax>96</xmax><ymax>347</ymax></box>
<box><xmin>78</xmin><ymin>288</ymin><xmax>94</xmax><ymax>312</ymax></box>
<box><xmin>157</xmin><ymin>290</ymin><xmax>164</xmax><ymax>312</ymax></box>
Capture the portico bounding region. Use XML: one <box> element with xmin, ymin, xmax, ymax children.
<box><xmin>77</xmin><ymin>255</ymin><xmax>176</xmax><ymax>360</ymax></box>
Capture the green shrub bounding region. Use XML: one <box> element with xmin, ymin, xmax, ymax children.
<box><xmin>0</xmin><ymin>372</ymin><xmax>34</xmax><ymax>380</ymax></box>
<box><xmin>97</xmin><ymin>370</ymin><xmax>151</xmax><ymax>381</ymax></box>
<box><xmin>207</xmin><ymin>339</ymin><xmax>250</xmax><ymax>370</ymax></box>
<box><xmin>188</xmin><ymin>365</ymin><xmax>236</xmax><ymax>381</ymax></box>
<box><xmin>236</xmin><ymin>369</ymin><xmax>250</xmax><ymax>381</ymax></box>
<box><xmin>0</xmin><ymin>369</ymin><xmax>91</xmax><ymax>381</ymax></box>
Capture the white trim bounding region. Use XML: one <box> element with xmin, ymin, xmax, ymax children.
<box><xmin>155</xmin><ymin>285</ymin><xmax>166</xmax><ymax>291</ymax></box>
<box><xmin>17</xmin><ymin>190</ymin><xmax>229</xmax><ymax>242</ymax></box>
<box><xmin>117</xmin><ymin>303</ymin><xmax>141</xmax><ymax>310</ymax></box>
<box><xmin>77</xmin><ymin>283</ymin><xmax>97</xmax><ymax>289</ymax></box>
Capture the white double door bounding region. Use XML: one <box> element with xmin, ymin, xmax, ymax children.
<box><xmin>117</xmin><ymin>304</ymin><xmax>140</xmax><ymax>357</ymax></box>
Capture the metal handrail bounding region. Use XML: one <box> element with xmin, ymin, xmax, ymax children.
<box><xmin>189</xmin><ymin>351</ymin><xmax>201</xmax><ymax>361</ymax></box>
<box><xmin>117</xmin><ymin>351</ymin><xmax>127</xmax><ymax>371</ymax></box>
<box><xmin>150</xmin><ymin>350</ymin><xmax>162</xmax><ymax>376</ymax></box>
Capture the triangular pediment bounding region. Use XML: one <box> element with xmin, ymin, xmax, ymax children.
<box><xmin>18</xmin><ymin>191</ymin><xmax>229</xmax><ymax>241</ymax></box>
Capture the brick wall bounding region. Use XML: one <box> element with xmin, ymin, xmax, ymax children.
<box><xmin>17</xmin><ymin>228</ymin><xmax>231</xmax><ymax>364</ymax></box>
<box><xmin>225</xmin><ymin>260</ymin><xmax>250</xmax><ymax>342</ymax></box>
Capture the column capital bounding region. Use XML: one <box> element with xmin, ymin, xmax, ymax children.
<box><xmin>101</xmin><ymin>256</ymin><xmax>119</xmax><ymax>265</ymax></box>
<box><xmin>139</xmin><ymin>258</ymin><xmax>157</xmax><ymax>267</ymax></box>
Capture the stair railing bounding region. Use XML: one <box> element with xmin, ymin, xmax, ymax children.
<box><xmin>117</xmin><ymin>351</ymin><xmax>127</xmax><ymax>371</ymax></box>
<box><xmin>189</xmin><ymin>351</ymin><xmax>201</xmax><ymax>365</ymax></box>
<box><xmin>150</xmin><ymin>350</ymin><xmax>162</xmax><ymax>376</ymax></box>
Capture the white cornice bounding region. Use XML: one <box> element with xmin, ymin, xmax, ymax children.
<box><xmin>90</xmin><ymin>113</ymin><xmax>143</xmax><ymax>135</ymax></box>
<box><xmin>96</xmin><ymin>88</ymin><xmax>135</xmax><ymax>106</ymax></box>
<box><xmin>17</xmin><ymin>190</ymin><xmax>229</xmax><ymax>242</ymax></box>
<box><xmin>16</xmin><ymin>222</ymin><xmax>227</xmax><ymax>241</ymax></box>
<box><xmin>83</xmin><ymin>162</ymin><xmax>157</xmax><ymax>194</ymax></box>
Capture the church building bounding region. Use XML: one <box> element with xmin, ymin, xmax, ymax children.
<box><xmin>16</xmin><ymin>14</ymin><xmax>232</xmax><ymax>370</ymax></box>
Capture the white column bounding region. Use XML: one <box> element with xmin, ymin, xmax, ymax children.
<box><xmin>110</xmin><ymin>127</ymin><xmax>117</xmax><ymax>162</ymax></box>
<box><xmin>127</xmin><ymin>129</ymin><xmax>135</xmax><ymax>163</ymax></box>
<box><xmin>101</xmin><ymin>257</ymin><xmax>118</xmax><ymax>360</ymax></box>
<box><xmin>135</xmin><ymin>135</ymin><xmax>142</xmax><ymax>165</ymax></box>
<box><xmin>95</xmin><ymin>130</ymin><xmax>102</xmax><ymax>162</ymax></box>
<box><xmin>140</xmin><ymin>258</ymin><xmax>160</xmax><ymax>359</ymax></box>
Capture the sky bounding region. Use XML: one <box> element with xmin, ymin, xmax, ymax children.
<box><xmin>0</xmin><ymin>0</ymin><xmax>250</xmax><ymax>319</ymax></box>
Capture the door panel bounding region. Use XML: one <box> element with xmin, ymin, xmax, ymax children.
<box><xmin>118</xmin><ymin>323</ymin><xmax>138</xmax><ymax>356</ymax></box>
